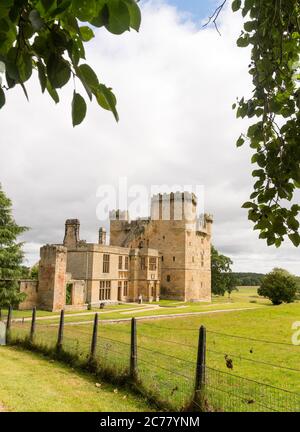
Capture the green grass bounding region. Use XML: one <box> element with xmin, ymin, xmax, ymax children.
<box><xmin>0</xmin><ymin>346</ymin><xmax>154</xmax><ymax>412</ymax></box>
<box><xmin>8</xmin><ymin>288</ymin><xmax>300</xmax><ymax>411</ymax></box>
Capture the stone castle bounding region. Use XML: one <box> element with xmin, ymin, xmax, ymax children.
<box><xmin>20</xmin><ymin>192</ymin><xmax>213</xmax><ymax>311</ymax></box>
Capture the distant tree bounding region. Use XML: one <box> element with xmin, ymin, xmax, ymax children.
<box><xmin>231</xmin><ymin>272</ymin><xmax>265</xmax><ymax>286</ymax></box>
<box><xmin>0</xmin><ymin>184</ymin><xmax>28</xmax><ymax>307</ymax></box>
<box><xmin>258</xmin><ymin>268</ymin><xmax>298</xmax><ymax>305</ymax></box>
<box><xmin>30</xmin><ymin>263</ymin><xmax>39</xmax><ymax>279</ymax></box>
<box><xmin>211</xmin><ymin>246</ymin><xmax>237</xmax><ymax>296</ymax></box>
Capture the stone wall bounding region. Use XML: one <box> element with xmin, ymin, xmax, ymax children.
<box><xmin>38</xmin><ymin>245</ymin><xmax>67</xmax><ymax>312</ymax></box>
<box><xmin>19</xmin><ymin>280</ymin><xmax>38</xmax><ymax>310</ymax></box>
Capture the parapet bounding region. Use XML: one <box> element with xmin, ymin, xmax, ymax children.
<box><xmin>150</xmin><ymin>191</ymin><xmax>197</xmax><ymax>221</ymax></box>
<box><xmin>109</xmin><ymin>209</ymin><xmax>130</xmax><ymax>221</ymax></box>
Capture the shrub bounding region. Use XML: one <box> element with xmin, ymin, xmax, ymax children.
<box><xmin>258</xmin><ymin>268</ymin><xmax>297</xmax><ymax>305</ymax></box>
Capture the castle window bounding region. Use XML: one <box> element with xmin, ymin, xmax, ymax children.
<box><xmin>167</xmin><ymin>275</ymin><xmax>171</xmax><ymax>282</ymax></box>
<box><xmin>103</xmin><ymin>254</ymin><xmax>110</xmax><ymax>273</ymax></box>
<box><xmin>123</xmin><ymin>281</ymin><xmax>128</xmax><ymax>296</ymax></box>
<box><xmin>149</xmin><ymin>257</ymin><xmax>157</xmax><ymax>271</ymax></box>
<box><xmin>125</xmin><ymin>256</ymin><xmax>129</xmax><ymax>270</ymax></box>
<box><xmin>118</xmin><ymin>256</ymin><xmax>123</xmax><ymax>270</ymax></box>
<box><xmin>192</xmin><ymin>256</ymin><xmax>195</xmax><ymax>263</ymax></box>
<box><xmin>173</xmin><ymin>256</ymin><xmax>176</xmax><ymax>262</ymax></box>
<box><xmin>163</xmin><ymin>236</ymin><xmax>165</xmax><ymax>240</ymax></box>
<box><xmin>99</xmin><ymin>280</ymin><xmax>111</xmax><ymax>300</ymax></box>
<box><xmin>141</xmin><ymin>256</ymin><xmax>146</xmax><ymax>270</ymax></box>
<box><xmin>151</xmin><ymin>285</ymin><xmax>155</xmax><ymax>297</ymax></box>
<box><xmin>161</xmin><ymin>256</ymin><xmax>164</xmax><ymax>262</ymax></box>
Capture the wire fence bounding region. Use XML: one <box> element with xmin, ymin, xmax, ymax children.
<box><xmin>4</xmin><ymin>308</ymin><xmax>300</xmax><ymax>412</ymax></box>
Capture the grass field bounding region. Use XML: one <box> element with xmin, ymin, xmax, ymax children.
<box><xmin>8</xmin><ymin>287</ymin><xmax>300</xmax><ymax>411</ymax></box>
<box><xmin>0</xmin><ymin>346</ymin><xmax>154</xmax><ymax>412</ymax></box>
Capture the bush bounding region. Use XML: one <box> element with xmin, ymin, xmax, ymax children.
<box><xmin>258</xmin><ymin>268</ymin><xmax>297</xmax><ymax>305</ymax></box>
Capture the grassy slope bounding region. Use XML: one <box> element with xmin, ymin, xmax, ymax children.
<box><xmin>0</xmin><ymin>346</ymin><xmax>153</xmax><ymax>412</ymax></box>
<box><xmin>9</xmin><ymin>288</ymin><xmax>300</xmax><ymax>410</ymax></box>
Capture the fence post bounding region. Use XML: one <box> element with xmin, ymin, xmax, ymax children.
<box><xmin>56</xmin><ymin>309</ymin><xmax>64</xmax><ymax>352</ymax></box>
<box><xmin>5</xmin><ymin>306</ymin><xmax>12</xmax><ymax>344</ymax></box>
<box><xmin>193</xmin><ymin>325</ymin><xmax>206</xmax><ymax>410</ymax></box>
<box><xmin>29</xmin><ymin>307</ymin><xmax>36</xmax><ymax>343</ymax></box>
<box><xmin>89</xmin><ymin>313</ymin><xmax>99</xmax><ymax>364</ymax></box>
<box><xmin>130</xmin><ymin>317</ymin><xmax>137</xmax><ymax>379</ymax></box>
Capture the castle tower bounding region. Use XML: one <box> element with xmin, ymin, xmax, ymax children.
<box><xmin>98</xmin><ymin>227</ymin><xmax>107</xmax><ymax>245</ymax></box>
<box><xmin>109</xmin><ymin>210</ymin><xmax>130</xmax><ymax>246</ymax></box>
<box><xmin>38</xmin><ymin>245</ymin><xmax>67</xmax><ymax>311</ymax></box>
<box><xmin>63</xmin><ymin>219</ymin><xmax>80</xmax><ymax>248</ymax></box>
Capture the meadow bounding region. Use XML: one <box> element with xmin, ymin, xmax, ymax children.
<box><xmin>8</xmin><ymin>287</ymin><xmax>300</xmax><ymax>411</ymax></box>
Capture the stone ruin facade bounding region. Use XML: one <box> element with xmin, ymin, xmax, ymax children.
<box><xmin>19</xmin><ymin>192</ymin><xmax>213</xmax><ymax>311</ymax></box>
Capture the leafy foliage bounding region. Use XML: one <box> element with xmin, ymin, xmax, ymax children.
<box><xmin>232</xmin><ymin>0</ymin><xmax>300</xmax><ymax>247</ymax></box>
<box><xmin>0</xmin><ymin>184</ymin><xmax>28</xmax><ymax>307</ymax></box>
<box><xmin>211</xmin><ymin>246</ymin><xmax>238</xmax><ymax>296</ymax></box>
<box><xmin>258</xmin><ymin>267</ymin><xmax>298</xmax><ymax>305</ymax></box>
<box><xmin>0</xmin><ymin>0</ymin><xmax>141</xmax><ymax>126</ymax></box>
<box><xmin>231</xmin><ymin>272</ymin><xmax>265</xmax><ymax>286</ymax></box>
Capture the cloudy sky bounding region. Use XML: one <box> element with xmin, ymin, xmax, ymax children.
<box><xmin>1</xmin><ymin>0</ymin><xmax>299</xmax><ymax>274</ymax></box>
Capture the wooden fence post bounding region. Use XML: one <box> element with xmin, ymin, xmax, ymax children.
<box><xmin>89</xmin><ymin>313</ymin><xmax>99</xmax><ymax>364</ymax></box>
<box><xmin>29</xmin><ymin>307</ymin><xmax>36</xmax><ymax>343</ymax></box>
<box><xmin>5</xmin><ymin>306</ymin><xmax>12</xmax><ymax>344</ymax></box>
<box><xmin>130</xmin><ymin>317</ymin><xmax>137</xmax><ymax>379</ymax></box>
<box><xmin>193</xmin><ymin>325</ymin><xmax>206</xmax><ymax>410</ymax></box>
<box><xmin>56</xmin><ymin>309</ymin><xmax>64</xmax><ymax>352</ymax></box>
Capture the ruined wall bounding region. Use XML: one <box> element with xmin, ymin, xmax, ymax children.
<box><xmin>19</xmin><ymin>280</ymin><xmax>38</xmax><ymax>310</ymax></box>
<box><xmin>38</xmin><ymin>245</ymin><xmax>67</xmax><ymax>312</ymax></box>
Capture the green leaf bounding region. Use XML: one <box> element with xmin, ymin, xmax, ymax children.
<box><xmin>232</xmin><ymin>0</ymin><xmax>241</xmax><ymax>12</ymax></box>
<box><xmin>289</xmin><ymin>233</ymin><xmax>300</xmax><ymax>247</ymax></box>
<box><xmin>29</xmin><ymin>10</ymin><xmax>44</xmax><ymax>31</ymax></box>
<box><xmin>46</xmin><ymin>80</ymin><xmax>59</xmax><ymax>103</ymax></box>
<box><xmin>242</xmin><ymin>201</ymin><xmax>256</xmax><ymax>209</ymax></box>
<box><xmin>90</xmin><ymin>1</ymin><xmax>108</xmax><ymax>27</ymax></box>
<box><xmin>37</xmin><ymin>61</ymin><xmax>47</xmax><ymax>93</ymax></box>
<box><xmin>47</xmin><ymin>54</ymin><xmax>71</xmax><ymax>89</ymax></box>
<box><xmin>237</xmin><ymin>35</ymin><xmax>250</xmax><ymax>47</ymax></box>
<box><xmin>236</xmin><ymin>135</ymin><xmax>245</xmax><ymax>147</ymax></box>
<box><xmin>17</xmin><ymin>51</ymin><xmax>32</xmax><ymax>83</ymax></box>
<box><xmin>72</xmin><ymin>0</ymin><xmax>96</xmax><ymax>21</ymax></box>
<box><xmin>124</xmin><ymin>0</ymin><xmax>141</xmax><ymax>31</ymax></box>
<box><xmin>79</xmin><ymin>26</ymin><xmax>95</xmax><ymax>42</ymax></box>
<box><xmin>77</xmin><ymin>63</ymin><xmax>99</xmax><ymax>91</ymax></box>
<box><xmin>72</xmin><ymin>91</ymin><xmax>87</xmax><ymax>127</ymax></box>
<box><xmin>0</xmin><ymin>86</ymin><xmax>5</xmax><ymax>109</ymax></box>
<box><xmin>96</xmin><ymin>84</ymin><xmax>119</xmax><ymax>121</ymax></box>
<box><xmin>41</xmin><ymin>0</ymin><xmax>56</xmax><ymax>13</ymax></box>
<box><xmin>106</xmin><ymin>0</ymin><xmax>131</xmax><ymax>35</ymax></box>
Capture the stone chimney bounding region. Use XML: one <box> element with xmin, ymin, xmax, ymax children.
<box><xmin>98</xmin><ymin>227</ymin><xmax>106</xmax><ymax>245</ymax></box>
<box><xmin>63</xmin><ymin>219</ymin><xmax>80</xmax><ymax>248</ymax></box>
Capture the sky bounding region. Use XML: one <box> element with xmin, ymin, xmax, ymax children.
<box><xmin>0</xmin><ymin>0</ymin><xmax>299</xmax><ymax>274</ymax></box>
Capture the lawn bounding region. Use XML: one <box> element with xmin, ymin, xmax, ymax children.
<box><xmin>8</xmin><ymin>287</ymin><xmax>300</xmax><ymax>411</ymax></box>
<box><xmin>0</xmin><ymin>346</ymin><xmax>154</xmax><ymax>412</ymax></box>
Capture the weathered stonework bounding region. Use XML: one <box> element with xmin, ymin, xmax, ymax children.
<box><xmin>19</xmin><ymin>192</ymin><xmax>212</xmax><ymax>311</ymax></box>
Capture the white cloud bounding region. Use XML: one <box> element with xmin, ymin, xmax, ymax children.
<box><xmin>1</xmin><ymin>1</ymin><xmax>299</xmax><ymax>274</ymax></box>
